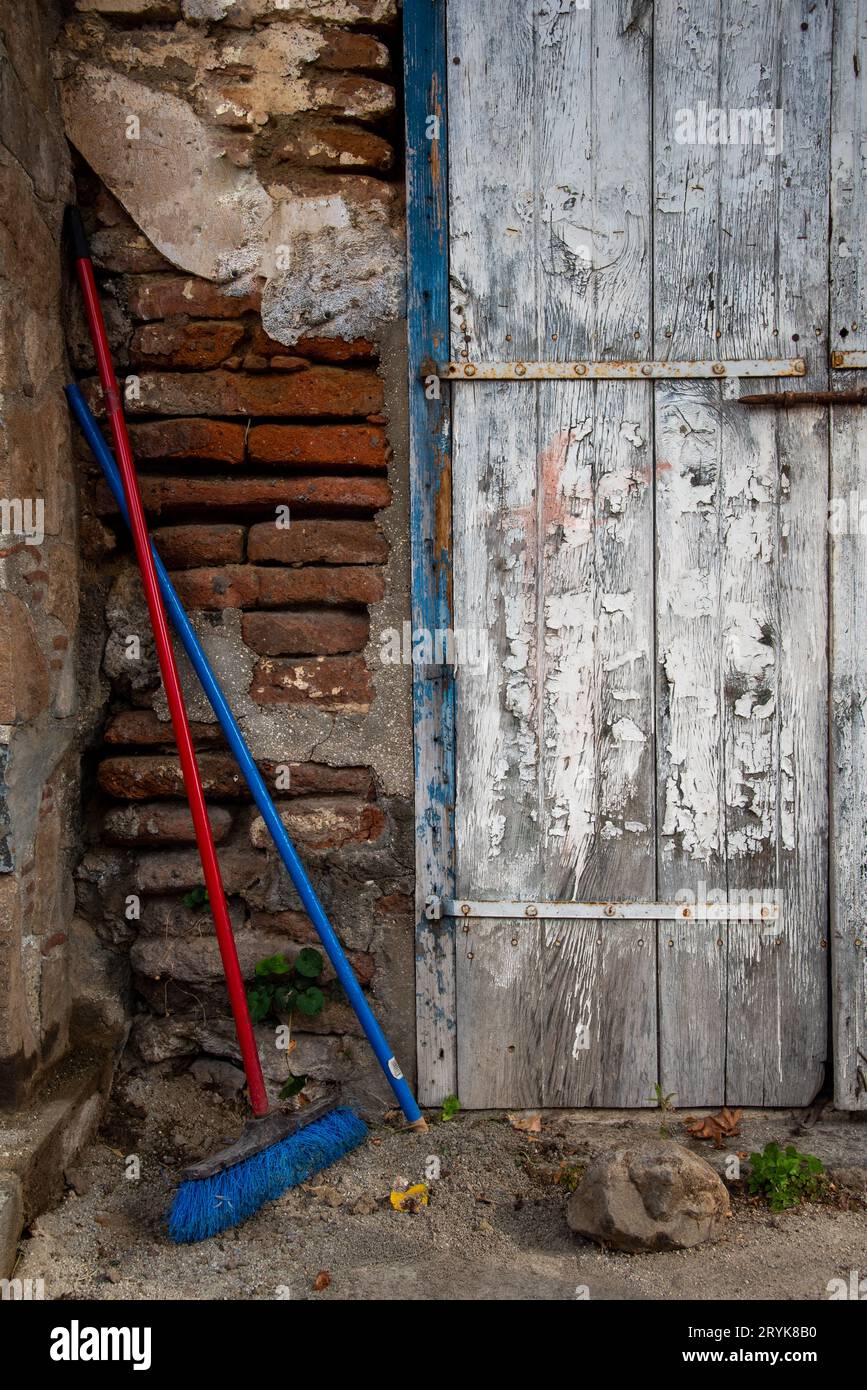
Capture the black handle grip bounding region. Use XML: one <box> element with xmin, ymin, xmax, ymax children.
<box><xmin>65</xmin><ymin>205</ymin><xmax>91</xmax><ymax>262</ymax></box>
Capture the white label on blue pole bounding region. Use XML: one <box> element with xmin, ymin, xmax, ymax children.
<box><xmin>388</xmin><ymin>1057</ymin><xmax>404</xmax><ymax>1079</ymax></box>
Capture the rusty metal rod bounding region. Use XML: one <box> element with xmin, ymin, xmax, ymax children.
<box><xmin>738</xmin><ymin>389</ymin><xmax>867</xmax><ymax>407</ymax></box>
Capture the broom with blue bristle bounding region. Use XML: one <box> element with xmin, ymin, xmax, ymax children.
<box><xmin>66</xmin><ymin>208</ymin><xmax>425</xmax><ymax>1245</ymax></box>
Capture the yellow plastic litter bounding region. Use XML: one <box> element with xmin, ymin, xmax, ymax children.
<box><xmin>389</xmin><ymin>1182</ymin><xmax>429</xmax><ymax>1212</ymax></box>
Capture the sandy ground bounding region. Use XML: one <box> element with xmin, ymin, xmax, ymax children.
<box><xmin>12</xmin><ymin>1070</ymin><xmax>867</xmax><ymax>1301</ymax></box>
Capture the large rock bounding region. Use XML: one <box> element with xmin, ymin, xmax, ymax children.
<box><xmin>566</xmin><ymin>1143</ymin><xmax>730</xmax><ymax>1251</ymax></box>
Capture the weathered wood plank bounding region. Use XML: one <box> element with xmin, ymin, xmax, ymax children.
<box><xmin>830</xmin><ymin>0</ymin><xmax>867</xmax><ymax>1110</ymax></box>
<box><xmin>653</xmin><ymin>0</ymin><xmax>728</xmax><ymax>1107</ymax></box>
<box><xmin>719</xmin><ymin>0</ymin><xmax>793</xmax><ymax>1105</ymax></box>
<box><xmin>654</xmin><ymin>0</ymin><xmax>831</xmax><ymax>1106</ymax></box>
<box><xmin>735</xmin><ymin>0</ymin><xmax>830</xmax><ymax>1105</ymax></box>
<box><xmin>458</xmin><ymin>919</ymin><xmax>543</xmax><ymax>1108</ymax></box>
<box><xmin>536</xmin><ymin>0</ymin><xmax>656</xmax><ymax>1105</ymax></box>
<box><xmin>448</xmin><ymin>0</ymin><xmax>543</xmax><ymax>1103</ymax></box>
<box><xmin>404</xmin><ymin>0</ymin><xmax>457</xmax><ymax>1106</ymax></box>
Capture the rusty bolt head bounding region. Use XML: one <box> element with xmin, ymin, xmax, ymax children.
<box><xmin>515</xmin><ymin>362</ymin><xmax>527</xmax><ymax>376</ymax></box>
<box><xmin>712</xmin><ymin>362</ymin><xmax>726</xmax><ymax>376</ymax></box>
<box><xmin>574</xmin><ymin>362</ymin><xmax>587</xmax><ymax>376</ymax></box>
<box><xmin>525</xmin><ymin>904</ymin><xmax>538</xmax><ymax>918</ymax></box>
<box><xmin>463</xmin><ymin>363</ymin><xmax>476</xmax><ymax>377</ymax></box>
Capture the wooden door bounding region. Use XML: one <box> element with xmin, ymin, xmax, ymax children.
<box><xmin>409</xmin><ymin>0</ymin><xmax>846</xmax><ymax>1108</ymax></box>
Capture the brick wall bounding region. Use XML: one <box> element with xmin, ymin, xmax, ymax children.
<box><xmin>60</xmin><ymin>0</ymin><xmax>415</xmax><ymax>1110</ymax></box>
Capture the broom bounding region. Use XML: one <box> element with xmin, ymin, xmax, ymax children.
<box><xmin>65</xmin><ymin>209</ymin><xmax>418</xmax><ymax>1242</ymax></box>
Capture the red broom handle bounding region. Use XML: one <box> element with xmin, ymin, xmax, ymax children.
<box><xmin>68</xmin><ymin>210</ymin><xmax>269</xmax><ymax>1118</ymax></box>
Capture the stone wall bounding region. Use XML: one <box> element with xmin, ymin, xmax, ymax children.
<box><xmin>57</xmin><ymin>0</ymin><xmax>414</xmax><ymax>1110</ymax></box>
<box><xmin>0</xmin><ymin>0</ymin><xmax>86</xmax><ymax>1109</ymax></box>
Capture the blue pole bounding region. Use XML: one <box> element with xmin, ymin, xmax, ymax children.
<box><xmin>66</xmin><ymin>384</ymin><xmax>424</xmax><ymax>1127</ymax></box>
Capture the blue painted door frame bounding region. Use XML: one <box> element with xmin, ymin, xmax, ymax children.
<box><xmin>403</xmin><ymin>0</ymin><xmax>457</xmax><ymax>1103</ymax></box>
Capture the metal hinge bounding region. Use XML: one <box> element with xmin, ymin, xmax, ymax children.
<box><xmin>426</xmin><ymin>896</ymin><xmax>779</xmax><ymax>923</ymax></box>
<box><xmin>434</xmin><ymin>357</ymin><xmax>806</xmax><ymax>381</ymax></box>
<box><xmin>831</xmin><ymin>350</ymin><xmax>867</xmax><ymax>369</ymax></box>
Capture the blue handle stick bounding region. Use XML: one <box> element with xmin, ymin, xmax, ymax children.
<box><xmin>66</xmin><ymin>384</ymin><xmax>425</xmax><ymax>1128</ymax></box>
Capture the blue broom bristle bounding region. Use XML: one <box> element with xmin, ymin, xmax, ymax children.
<box><xmin>168</xmin><ymin>1106</ymin><xmax>368</xmax><ymax>1243</ymax></box>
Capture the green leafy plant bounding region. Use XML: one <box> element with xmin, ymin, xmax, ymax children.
<box><xmin>182</xmin><ymin>885</ymin><xmax>209</xmax><ymax>909</ymax></box>
<box><xmin>649</xmin><ymin>1082</ymin><xmax>677</xmax><ymax>1112</ymax></box>
<box><xmin>247</xmin><ymin>948</ymin><xmax>325</xmax><ymax>1101</ymax></box>
<box><xmin>649</xmin><ymin>1082</ymin><xmax>677</xmax><ymax>1137</ymax></box>
<box><xmin>440</xmin><ymin>1094</ymin><xmax>461</xmax><ymax>1122</ymax></box>
<box><xmin>555</xmin><ymin>1160</ymin><xmax>585</xmax><ymax>1193</ymax></box>
<box><xmin>247</xmin><ymin>948</ymin><xmax>325</xmax><ymax>1024</ymax></box>
<box><xmin>746</xmin><ymin>1142</ymin><xmax>825</xmax><ymax>1211</ymax></box>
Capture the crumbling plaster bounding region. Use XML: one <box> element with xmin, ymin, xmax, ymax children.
<box><xmin>55</xmin><ymin>16</ymin><xmax>406</xmax><ymax>342</ymax></box>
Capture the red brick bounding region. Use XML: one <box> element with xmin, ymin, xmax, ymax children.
<box><xmin>311</xmin><ymin>73</ymin><xmax>395</xmax><ymax>120</ymax></box>
<box><xmin>296</xmin><ymin>337</ymin><xmax>376</xmax><ymax>363</ymax></box>
<box><xmin>104</xmin><ymin>709</ymin><xmax>225</xmax><ymax>747</ymax></box>
<box><xmin>127</xmin><ymin>275</ymin><xmax>262</xmax><ymax>321</ymax></box>
<box><xmin>279</xmin><ymin>123</ymin><xmax>394</xmax><ymax>173</ymax></box>
<box><xmin>98</xmin><ymin>745</ymin><xmax>370</xmax><ymax>799</ymax></box>
<box><xmin>258</xmin><ymin>566</ymin><xmax>385</xmax><ymax>608</ymax></box>
<box><xmin>248</xmin><ymin>328</ymin><xmax>375</xmax><ymax>363</ymax></box>
<box><xmin>256</xmin><ymin>764</ymin><xmax>374</xmax><ymax>798</ymax></box>
<box><xmin>98</xmin><ymin>753</ymin><xmax>247</xmax><ymax>799</ymax></box>
<box><xmin>84</xmin><ymin>368</ymin><xmax>383</xmax><ymax>418</ymax></box>
<box><xmin>316</xmin><ymin>31</ymin><xmax>390</xmax><ymax>71</ymax></box>
<box><xmin>241</xmin><ymin>353</ymin><xmax>308</xmax><ymax>373</ymax></box>
<box><xmin>133</xmin><ymin>845</ymin><xmax>264</xmax><ymax>894</ymax></box>
<box><xmin>169</xmin><ymin>566</ymin><xmax>261</xmax><ymax>610</ymax></box>
<box><xmin>126</xmin><ymin>564</ymin><xmax>384</xmax><ymax>611</ymax></box>
<box><xmin>130</xmin><ymin>321</ymin><xmax>246</xmax><ymax>369</ymax></box>
<box><xmin>251</xmin><ymin>656</ymin><xmax>372</xmax><ymax>711</ymax></box>
<box><xmin>127</xmin><ymin>418</ymin><xmax>246</xmax><ymax>465</ymax></box>
<box><xmin>153</xmin><ymin>524</ymin><xmax>245</xmax><ymax>568</ymax></box>
<box><xmin>247</xmin><ymin>423</ymin><xmax>388</xmax><ymax>470</ymax></box>
<box><xmin>241</xmin><ymin>609</ymin><xmax>369</xmax><ymax>656</ymax></box>
<box><xmin>247</xmin><ymin>519</ymin><xmax>386</xmax><ymax>565</ymax></box>
<box><xmin>102</xmin><ymin>802</ymin><xmax>233</xmax><ymax>845</ymax></box>
<box><xmin>249</xmin><ymin>798</ymin><xmax>387</xmax><ymax>852</ymax></box>
<box><xmin>94</xmin><ymin>474</ymin><xmax>392</xmax><ymax>518</ymax></box>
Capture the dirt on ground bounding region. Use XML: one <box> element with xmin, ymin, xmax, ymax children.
<box><xmin>12</xmin><ymin>1068</ymin><xmax>867</xmax><ymax>1301</ymax></box>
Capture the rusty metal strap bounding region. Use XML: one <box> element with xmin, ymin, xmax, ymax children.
<box><xmin>831</xmin><ymin>350</ymin><xmax>867</xmax><ymax>369</ymax></box>
<box><xmin>426</xmin><ymin>896</ymin><xmax>779</xmax><ymax>923</ymax></box>
<box><xmin>434</xmin><ymin>358</ymin><xmax>806</xmax><ymax>381</ymax></box>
